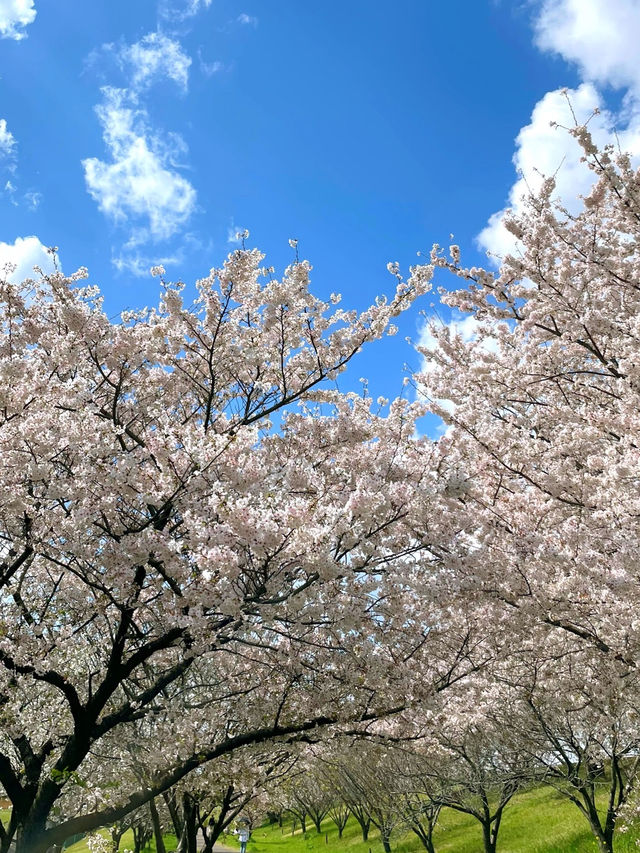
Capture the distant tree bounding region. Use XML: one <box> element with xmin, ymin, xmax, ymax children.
<box><xmin>326</xmin><ymin>800</ymin><xmax>350</xmax><ymax>839</ymax></box>
<box><xmin>284</xmin><ymin>770</ymin><xmax>332</xmax><ymax>834</ymax></box>
<box><xmin>329</xmin><ymin>745</ymin><xmax>407</xmax><ymax>853</ymax></box>
<box><xmin>493</xmin><ymin>649</ymin><xmax>640</xmax><ymax>853</ymax></box>
<box><xmin>422</xmin><ymin>727</ymin><xmax>530</xmax><ymax>853</ymax></box>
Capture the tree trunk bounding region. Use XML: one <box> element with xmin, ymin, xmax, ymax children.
<box><xmin>381</xmin><ymin>831</ymin><xmax>392</xmax><ymax>853</ymax></box>
<box><xmin>15</xmin><ymin>821</ymin><xmax>49</xmax><ymax>853</ymax></box>
<box><xmin>351</xmin><ymin>812</ymin><xmax>370</xmax><ymax>842</ymax></box>
<box><xmin>481</xmin><ymin>821</ymin><xmax>497</xmax><ymax>853</ymax></box>
<box><xmin>593</xmin><ymin>828</ymin><xmax>614</xmax><ymax>853</ymax></box>
<box><xmin>163</xmin><ymin>789</ymin><xmax>183</xmax><ymax>839</ymax></box>
<box><xmin>149</xmin><ymin>797</ymin><xmax>167</xmax><ymax>853</ymax></box>
<box><xmin>177</xmin><ymin>795</ymin><xmax>198</xmax><ymax>853</ymax></box>
<box><xmin>111</xmin><ymin>826</ymin><xmax>125</xmax><ymax>853</ymax></box>
<box><xmin>411</xmin><ymin>824</ymin><xmax>436</xmax><ymax>853</ymax></box>
<box><xmin>581</xmin><ymin>794</ymin><xmax>614</xmax><ymax>853</ymax></box>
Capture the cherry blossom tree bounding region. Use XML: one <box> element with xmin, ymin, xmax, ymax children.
<box><xmin>416</xmin><ymin>124</ymin><xmax>640</xmax><ymax>667</ymax></box>
<box><xmin>0</xmin><ymin>246</ymin><xmax>477</xmax><ymax>853</ymax></box>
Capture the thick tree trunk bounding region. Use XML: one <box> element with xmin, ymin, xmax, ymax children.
<box><xmin>381</xmin><ymin>832</ymin><xmax>392</xmax><ymax>853</ymax></box>
<box><xmin>581</xmin><ymin>791</ymin><xmax>614</xmax><ymax>853</ymax></box>
<box><xmin>15</xmin><ymin>822</ymin><xmax>49</xmax><ymax>853</ymax></box>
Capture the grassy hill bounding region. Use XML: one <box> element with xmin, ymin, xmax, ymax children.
<box><xmin>235</xmin><ymin>788</ymin><xmax>640</xmax><ymax>853</ymax></box>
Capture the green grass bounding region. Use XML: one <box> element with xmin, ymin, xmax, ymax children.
<box><xmin>64</xmin><ymin>828</ymin><xmax>178</xmax><ymax>853</ymax></box>
<box><xmin>241</xmin><ymin>788</ymin><xmax>640</xmax><ymax>853</ymax></box>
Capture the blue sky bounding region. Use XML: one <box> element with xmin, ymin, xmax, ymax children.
<box><xmin>0</xmin><ymin>0</ymin><xmax>638</xmax><ymax>401</ymax></box>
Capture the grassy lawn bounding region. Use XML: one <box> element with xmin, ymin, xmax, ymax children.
<box><xmin>242</xmin><ymin>788</ymin><xmax>640</xmax><ymax>853</ymax></box>
<box><xmin>64</xmin><ymin>829</ymin><xmax>178</xmax><ymax>852</ymax></box>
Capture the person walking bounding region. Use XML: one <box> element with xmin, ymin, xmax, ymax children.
<box><xmin>238</xmin><ymin>826</ymin><xmax>250</xmax><ymax>853</ymax></box>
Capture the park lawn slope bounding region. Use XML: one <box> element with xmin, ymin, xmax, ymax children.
<box><xmin>239</xmin><ymin>787</ymin><xmax>640</xmax><ymax>853</ymax></box>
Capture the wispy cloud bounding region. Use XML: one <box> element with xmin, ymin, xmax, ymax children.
<box><xmin>0</xmin><ymin>119</ymin><xmax>16</xmax><ymax>162</ymax></box>
<box><xmin>237</xmin><ymin>12</ymin><xmax>258</xmax><ymax>27</ymax></box>
<box><xmin>112</xmin><ymin>247</ymin><xmax>182</xmax><ymax>277</ymax></box>
<box><xmin>112</xmin><ymin>231</ymin><xmax>208</xmax><ymax>277</ymax></box>
<box><xmin>0</xmin><ymin>0</ymin><xmax>36</xmax><ymax>40</ymax></box>
<box><xmin>226</xmin><ymin>221</ymin><xmax>249</xmax><ymax>244</ymax></box>
<box><xmin>84</xmin><ymin>20</ymin><xmax>204</xmax><ymax>271</ymax></box>
<box><xmin>24</xmin><ymin>189</ymin><xmax>41</xmax><ymax>209</ymax></box>
<box><xmin>158</xmin><ymin>0</ymin><xmax>212</xmax><ymax>23</ymax></box>
<box><xmin>0</xmin><ymin>122</ymin><xmax>42</xmax><ymax>209</ymax></box>
<box><xmin>116</xmin><ymin>32</ymin><xmax>192</xmax><ymax>92</ymax></box>
<box><xmin>82</xmin><ymin>87</ymin><xmax>197</xmax><ymax>244</ymax></box>
<box><xmin>198</xmin><ymin>51</ymin><xmax>231</xmax><ymax>77</ymax></box>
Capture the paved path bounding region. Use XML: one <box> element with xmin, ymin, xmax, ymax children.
<box><xmin>195</xmin><ymin>829</ymin><xmax>236</xmax><ymax>851</ymax></box>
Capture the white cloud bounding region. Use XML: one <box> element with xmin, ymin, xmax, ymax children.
<box><xmin>237</xmin><ymin>13</ymin><xmax>258</xmax><ymax>26</ymax></box>
<box><xmin>82</xmin><ymin>88</ymin><xmax>197</xmax><ymax>243</ymax></box>
<box><xmin>3</xmin><ymin>180</ymin><xmax>40</xmax><ymax>209</ymax></box>
<box><xmin>0</xmin><ymin>119</ymin><xmax>15</xmax><ymax>159</ymax></box>
<box><xmin>0</xmin><ymin>0</ymin><xmax>35</xmax><ymax>40</ymax></box>
<box><xmin>479</xmin><ymin>0</ymin><xmax>640</xmax><ymax>260</ymax></box>
<box><xmin>534</xmin><ymin>0</ymin><xmax>640</xmax><ymax>92</ymax></box>
<box><xmin>0</xmin><ymin>236</ymin><xmax>54</xmax><ymax>282</ymax></box>
<box><xmin>118</xmin><ymin>32</ymin><xmax>191</xmax><ymax>92</ymax></box>
<box><xmin>478</xmin><ymin>84</ymin><xmax>612</xmax><ymax>258</ymax></box>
